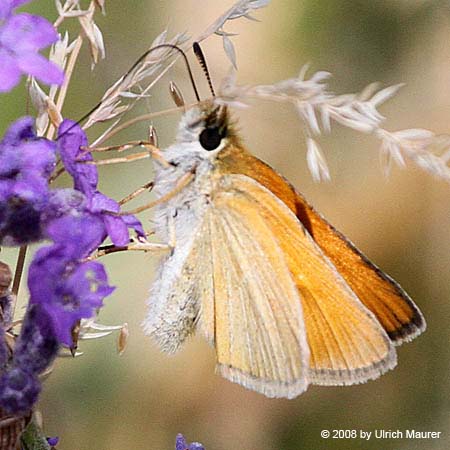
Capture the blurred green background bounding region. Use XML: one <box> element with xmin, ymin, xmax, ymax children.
<box><xmin>1</xmin><ymin>1</ymin><xmax>450</xmax><ymax>449</ymax></box>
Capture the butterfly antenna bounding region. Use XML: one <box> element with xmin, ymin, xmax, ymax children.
<box><xmin>193</xmin><ymin>42</ymin><xmax>216</xmax><ymax>97</ymax></box>
<box><xmin>59</xmin><ymin>44</ymin><xmax>200</xmax><ymax>138</ymax></box>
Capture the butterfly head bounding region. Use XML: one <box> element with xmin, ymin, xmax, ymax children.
<box><xmin>175</xmin><ymin>101</ymin><xmax>239</xmax><ymax>154</ymax></box>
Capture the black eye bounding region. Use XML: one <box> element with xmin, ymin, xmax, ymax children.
<box><xmin>199</xmin><ymin>126</ymin><xmax>225</xmax><ymax>151</ymax></box>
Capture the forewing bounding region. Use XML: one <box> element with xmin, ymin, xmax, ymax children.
<box><xmin>217</xmin><ymin>174</ymin><xmax>397</xmax><ymax>386</ymax></box>
<box><xmin>217</xmin><ymin>146</ymin><xmax>425</xmax><ymax>345</ymax></box>
<box><xmin>197</xmin><ymin>190</ymin><xmax>310</xmax><ymax>399</ymax></box>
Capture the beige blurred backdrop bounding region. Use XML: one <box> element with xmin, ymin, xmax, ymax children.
<box><xmin>1</xmin><ymin>1</ymin><xmax>450</xmax><ymax>449</ymax></box>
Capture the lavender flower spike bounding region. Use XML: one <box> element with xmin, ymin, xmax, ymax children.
<box><xmin>176</xmin><ymin>434</ymin><xmax>205</xmax><ymax>450</ymax></box>
<box><xmin>13</xmin><ymin>304</ymin><xmax>59</xmax><ymax>375</ymax></box>
<box><xmin>0</xmin><ymin>304</ymin><xmax>59</xmax><ymax>414</ymax></box>
<box><xmin>0</xmin><ymin>2</ymin><xmax>64</xmax><ymax>92</ymax></box>
<box><xmin>0</xmin><ymin>367</ymin><xmax>41</xmax><ymax>414</ymax></box>
<box><xmin>0</xmin><ymin>116</ymin><xmax>56</xmax><ymax>245</ymax></box>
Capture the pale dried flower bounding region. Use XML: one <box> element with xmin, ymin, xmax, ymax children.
<box><xmin>78</xmin><ymin>15</ymin><xmax>105</xmax><ymax>67</ymax></box>
<box><xmin>217</xmin><ymin>67</ymin><xmax>450</xmax><ymax>183</ymax></box>
<box><xmin>63</xmin><ymin>319</ymin><xmax>129</xmax><ymax>360</ymax></box>
<box><xmin>306</xmin><ymin>138</ymin><xmax>330</xmax><ymax>182</ymax></box>
<box><xmin>49</xmin><ymin>32</ymin><xmax>70</xmax><ymax>74</ymax></box>
<box><xmin>196</xmin><ymin>0</ymin><xmax>270</xmax><ymax>68</ymax></box>
<box><xmin>222</xmin><ymin>33</ymin><xmax>237</xmax><ymax>69</ymax></box>
<box><xmin>46</xmin><ymin>97</ymin><xmax>63</xmax><ymax>128</ymax></box>
<box><xmin>29</xmin><ymin>79</ymin><xmax>50</xmax><ymax>136</ymax></box>
<box><xmin>197</xmin><ymin>0</ymin><xmax>270</xmax><ymax>42</ymax></box>
<box><xmin>55</xmin><ymin>0</ymin><xmax>93</xmax><ymax>21</ymax></box>
<box><xmin>94</xmin><ymin>0</ymin><xmax>106</xmax><ymax>14</ymax></box>
<box><xmin>78</xmin><ymin>0</ymin><xmax>269</xmax><ymax>135</ymax></box>
<box><xmin>29</xmin><ymin>32</ymin><xmax>73</xmax><ymax>136</ymax></box>
<box><xmin>84</xmin><ymin>30</ymin><xmax>188</xmax><ymax>129</ymax></box>
<box><xmin>376</xmin><ymin>129</ymin><xmax>450</xmax><ymax>182</ymax></box>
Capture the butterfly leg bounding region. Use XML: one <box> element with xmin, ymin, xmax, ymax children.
<box><xmin>81</xmin><ymin>141</ymin><xmax>172</xmax><ymax>168</ymax></box>
<box><xmin>119</xmin><ymin>181</ymin><xmax>154</xmax><ymax>206</ymax></box>
<box><xmin>91</xmin><ymin>238</ymin><xmax>172</xmax><ymax>259</ymax></box>
<box><xmin>120</xmin><ymin>170</ymin><xmax>196</xmax><ymax>215</ymax></box>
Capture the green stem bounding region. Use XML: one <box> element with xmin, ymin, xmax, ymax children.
<box><xmin>20</xmin><ymin>418</ymin><xmax>51</xmax><ymax>450</ymax></box>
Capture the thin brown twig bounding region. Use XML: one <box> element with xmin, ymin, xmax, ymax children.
<box><xmin>12</xmin><ymin>246</ymin><xmax>27</xmax><ymax>298</ymax></box>
<box><xmin>49</xmin><ymin>165</ymin><xmax>66</xmax><ymax>183</ymax></box>
<box><xmin>10</xmin><ymin>246</ymin><xmax>27</xmax><ymax>320</ymax></box>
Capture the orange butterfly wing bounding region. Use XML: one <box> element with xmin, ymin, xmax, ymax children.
<box><xmin>217</xmin><ymin>144</ymin><xmax>425</xmax><ymax>346</ymax></box>
<box><xmin>212</xmin><ymin>173</ymin><xmax>396</xmax><ymax>385</ymax></box>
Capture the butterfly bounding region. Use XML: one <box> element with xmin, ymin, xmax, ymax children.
<box><xmin>141</xmin><ymin>97</ymin><xmax>425</xmax><ymax>399</ymax></box>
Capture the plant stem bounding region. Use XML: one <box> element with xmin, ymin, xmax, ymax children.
<box><xmin>12</xmin><ymin>246</ymin><xmax>27</xmax><ymax>298</ymax></box>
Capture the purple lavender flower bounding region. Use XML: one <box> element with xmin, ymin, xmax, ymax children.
<box><xmin>47</xmin><ymin>436</ymin><xmax>59</xmax><ymax>447</ymax></box>
<box><xmin>91</xmin><ymin>192</ymin><xmax>138</xmax><ymax>246</ymax></box>
<box><xmin>0</xmin><ymin>366</ymin><xmax>41</xmax><ymax>414</ymax></box>
<box><xmin>28</xmin><ymin>216</ymin><xmax>115</xmax><ymax>345</ymax></box>
<box><xmin>0</xmin><ymin>1</ymin><xmax>64</xmax><ymax>92</ymax></box>
<box><xmin>0</xmin><ymin>116</ymin><xmax>143</xmax><ymax>247</ymax></box>
<box><xmin>57</xmin><ymin>120</ymin><xmax>145</xmax><ymax>245</ymax></box>
<box><xmin>13</xmin><ymin>1</ymin><xmax>33</xmax><ymax>7</ymax></box>
<box><xmin>13</xmin><ymin>304</ymin><xmax>59</xmax><ymax>374</ymax></box>
<box><xmin>46</xmin><ymin>214</ymin><xmax>106</xmax><ymax>258</ymax></box>
<box><xmin>57</xmin><ymin>120</ymin><xmax>98</xmax><ymax>200</ymax></box>
<box><xmin>0</xmin><ymin>213</ymin><xmax>112</xmax><ymax>411</ymax></box>
<box><xmin>0</xmin><ymin>326</ymin><xmax>8</xmax><ymax>370</ymax></box>
<box><xmin>0</xmin><ymin>75</ymin><xmax>146</xmax><ymax>418</ymax></box>
<box><xmin>188</xmin><ymin>443</ymin><xmax>205</xmax><ymax>450</ymax></box>
<box><xmin>0</xmin><ymin>1</ymin><xmax>33</xmax><ymax>18</ymax></box>
<box><xmin>0</xmin><ymin>117</ymin><xmax>56</xmax><ymax>245</ymax></box>
<box><xmin>176</xmin><ymin>434</ymin><xmax>205</xmax><ymax>450</ymax></box>
<box><xmin>42</xmin><ymin>188</ymin><xmax>88</xmax><ymax>223</ymax></box>
<box><xmin>0</xmin><ymin>292</ymin><xmax>61</xmax><ymax>416</ymax></box>
<box><xmin>0</xmin><ymin>117</ymin><xmax>56</xmax><ymax>199</ymax></box>
<box><xmin>0</xmin><ymin>274</ymin><xmax>59</xmax><ymax>416</ymax></box>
